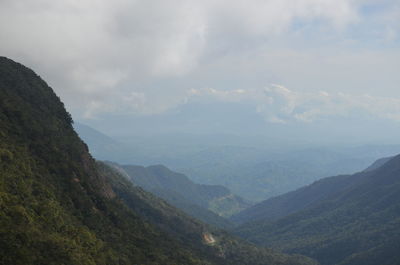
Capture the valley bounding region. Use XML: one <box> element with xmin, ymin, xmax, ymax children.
<box><xmin>2</xmin><ymin>1</ymin><xmax>399</xmax><ymax>264</ymax></box>
<box><xmin>75</xmin><ymin>122</ymin><xmax>400</xmax><ymax>202</ymax></box>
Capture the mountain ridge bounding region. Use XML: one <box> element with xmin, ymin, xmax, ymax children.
<box><xmin>106</xmin><ymin>161</ymin><xmax>249</xmax><ymax>228</ymax></box>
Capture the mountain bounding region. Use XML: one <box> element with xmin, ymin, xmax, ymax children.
<box><xmin>107</xmin><ymin>162</ymin><xmax>250</xmax><ymax>220</ymax></box>
<box><xmin>105</xmin><ymin>162</ymin><xmax>234</xmax><ymax>228</ymax></box>
<box><xmin>363</xmin><ymin>156</ymin><xmax>393</xmax><ymax>172</ymax></box>
<box><xmin>0</xmin><ymin>56</ymin><xmax>317</xmax><ymax>265</ymax></box>
<box><xmin>73</xmin><ymin>125</ymin><xmax>400</xmax><ymax>202</ymax></box>
<box><xmin>177</xmin><ymin>147</ymin><xmax>400</xmax><ymax>201</ymax></box>
<box><xmin>231</xmin><ymin>156</ymin><xmax>395</xmax><ymax>225</ymax></box>
<box><xmin>98</xmin><ymin>161</ymin><xmax>318</xmax><ymax>265</ymax></box>
<box><xmin>234</xmin><ymin>155</ymin><xmax>400</xmax><ymax>265</ymax></box>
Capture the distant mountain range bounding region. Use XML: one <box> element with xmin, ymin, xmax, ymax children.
<box><xmin>74</xmin><ymin>123</ymin><xmax>400</xmax><ymax>202</ymax></box>
<box><xmin>233</xmin><ymin>155</ymin><xmax>400</xmax><ymax>265</ymax></box>
<box><xmin>176</xmin><ymin>147</ymin><xmax>400</xmax><ymax>201</ymax></box>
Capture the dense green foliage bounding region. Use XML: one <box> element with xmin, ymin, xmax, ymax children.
<box><xmin>0</xmin><ymin>56</ymin><xmax>317</xmax><ymax>265</ymax></box>
<box><xmin>0</xmin><ymin>56</ymin><xmax>212</xmax><ymax>265</ymax></box>
<box><xmin>234</xmin><ymin>155</ymin><xmax>400</xmax><ymax>265</ymax></box>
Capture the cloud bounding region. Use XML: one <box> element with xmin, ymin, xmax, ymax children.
<box><xmin>0</xmin><ymin>0</ymin><xmax>398</xmax><ymax>119</ymax></box>
<box><xmin>0</xmin><ymin>0</ymin><xmax>208</xmax><ymax>116</ymax></box>
<box><xmin>189</xmin><ymin>84</ymin><xmax>400</xmax><ymax>124</ymax></box>
<box><xmin>262</xmin><ymin>85</ymin><xmax>400</xmax><ymax>123</ymax></box>
<box><xmin>188</xmin><ymin>87</ymin><xmax>254</xmax><ymax>102</ymax></box>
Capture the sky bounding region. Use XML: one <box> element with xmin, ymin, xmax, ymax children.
<box><xmin>1</xmin><ymin>0</ymin><xmax>400</xmax><ymax>144</ymax></box>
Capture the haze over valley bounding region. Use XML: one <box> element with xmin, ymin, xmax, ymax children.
<box><xmin>75</xmin><ymin>122</ymin><xmax>400</xmax><ymax>202</ymax></box>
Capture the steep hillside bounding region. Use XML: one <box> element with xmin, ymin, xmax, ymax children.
<box><xmin>116</xmin><ymin>163</ymin><xmax>250</xmax><ymax>218</ymax></box>
<box><xmin>105</xmin><ymin>162</ymin><xmax>233</xmax><ymax>229</ymax></box>
<box><xmin>231</xmin><ymin>156</ymin><xmax>396</xmax><ymax>224</ymax></box>
<box><xmin>234</xmin><ymin>155</ymin><xmax>400</xmax><ymax>265</ymax></box>
<box><xmin>231</xmin><ymin>173</ymin><xmax>363</xmax><ymax>224</ymax></box>
<box><xmin>98</xmin><ymin>162</ymin><xmax>317</xmax><ymax>265</ymax></box>
<box><xmin>0</xmin><ymin>56</ymin><xmax>210</xmax><ymax>264</ymax></box>
<box><xmin>0</xmin><ymin>57</ymin><xmax>316</xmax><ymax>265</ymax></box>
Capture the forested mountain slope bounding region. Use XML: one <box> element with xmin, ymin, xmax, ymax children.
<box><xmin>105</xmin><ymin>162</ymin><xmax>236</xmax><ymax>228</ymax></box>
<box><xmin>0</xmin><ymin>56</ymin><xmax>316</xmax><ymax>265</ymax></box>
<box><xmin>118</xmin><ymin>162</ymin><xmax>249</xmax><ymax>217</ymax></box>
<box><xmin>98</xmin><ymin>162</ymin><xmax>317</xmax><ymax>265</ymax></box>
<box><xmin>234</xmin><ymin>155</ymin><xmax>400</xmax><ymax>265</ymax></box>
<box><xmin>231</xmin><ymin>173</ymin><xmax>362</xmax><ymax>224</ymax></box>
<box><xmin>231</xmin><ymin>156</ymin><xmax>395</xmax><ymax>224</ymax></box>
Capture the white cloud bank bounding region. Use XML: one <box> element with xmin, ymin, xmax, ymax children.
<box><xmin>189</xmin><ymin>84</ymin><xmax>400</xmax><ymax>123</ymax></box>
<box><xmin>0</xmin><ymin>0</ymin><xmax>399</xmax><ymax>120</ymax></box>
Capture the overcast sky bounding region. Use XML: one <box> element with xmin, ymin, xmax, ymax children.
<box><xmin>1</xmin><ymin>0</ymin><xmax>400</xmax><ymax>141</ymax></box>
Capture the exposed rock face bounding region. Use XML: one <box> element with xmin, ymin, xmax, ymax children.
<box><xmin>81</xmin><ymin>152</ymin><xmax>116</xmax><ymax>199</ymax></box>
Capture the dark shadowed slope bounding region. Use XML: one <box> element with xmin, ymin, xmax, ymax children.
<box><xmin>0</xmin><ymin>56</ymin><xmax>317</xmax><ymax>265</ymax></box>
<box><xmin>231</xmin><ymin>156</ymin><xmax>396</xmax><ymax>224</ymax></box>
<box><xmin>231</xmin><ymin>173</ymin><xmax>362</xmax><ymax>224</ymax></box>
<box><xmin>234</xmin><ymin>155</ymin><xmax>400</xmax><ymax>265</ymax></box>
